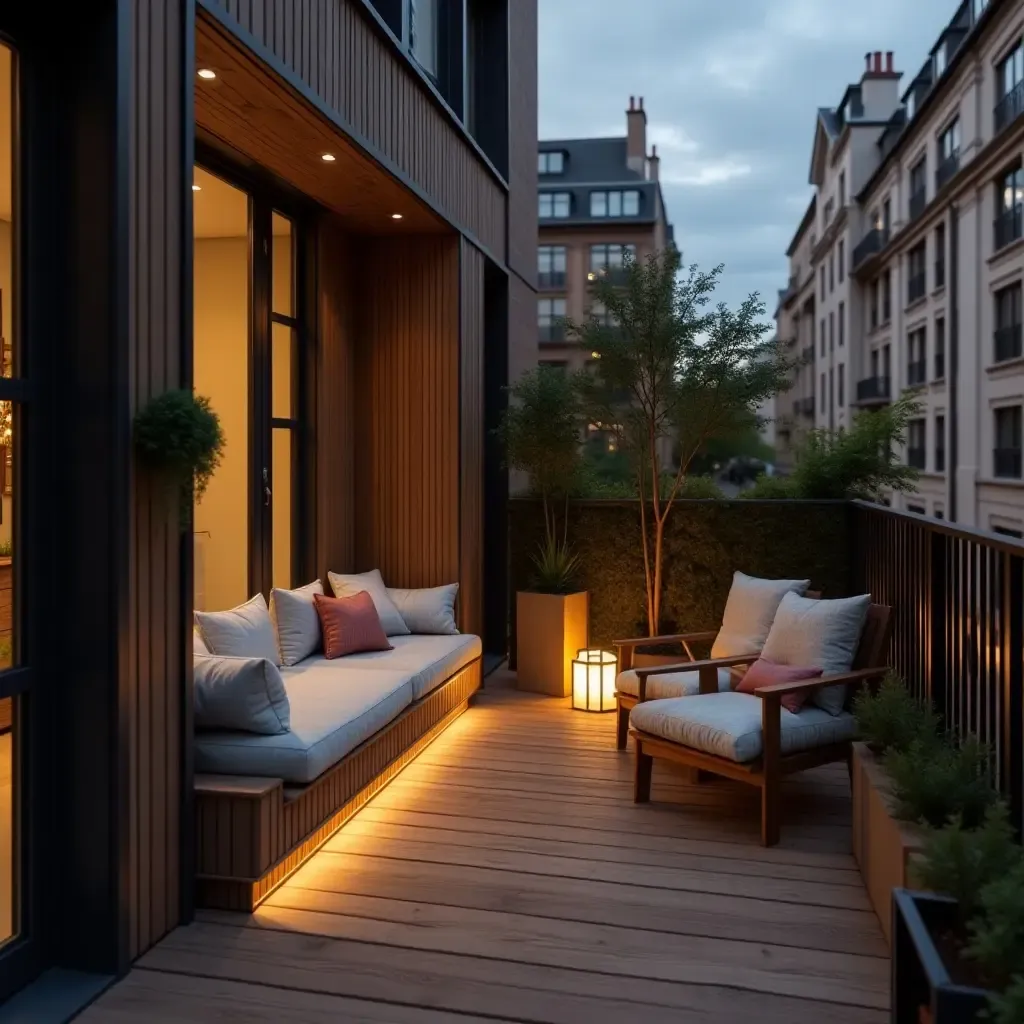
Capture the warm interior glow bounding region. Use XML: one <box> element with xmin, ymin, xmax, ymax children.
<box><xmin>197</xmin><ymin>68</ymin><xmax>217</xmax><ymax>80</ymax></box>
<box><xmin>321</xmin><ymin>153</ymin><xmax>336</xmax><ymax>162</ymax></box>
<box><xmin>192</xmin><ymin>184</ymin><xmax>201</xmax><ymax>191</ymax></box>
<box><xmin>571</xmin><ymin>649</ymin><xmax>617</xmax><ymax>712</ymax></box>
<box><xmin>391</xmin><ymin>213</ymin><xmax>403</xmax><ymax>220</ymax></box>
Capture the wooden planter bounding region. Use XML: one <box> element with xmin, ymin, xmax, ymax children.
<box><xmin>851</xmin><ymin>741</ymin><xmax>925</xmax><ymax>948</ymax></box>
<box><xmin>892</xmin><ymin>890</ymin><xmax>990</xmax><ymax>1024</ymax></box>
<box><xmin>515</xmin><ymin>590</ymin><xmax>588</xmax><ymax>697</ymax></box>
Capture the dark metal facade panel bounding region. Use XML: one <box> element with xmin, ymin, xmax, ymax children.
<box><xmin>507</xmin><ymin>0</ymin><xmax>538</xmax><ymax>285</ymax></box>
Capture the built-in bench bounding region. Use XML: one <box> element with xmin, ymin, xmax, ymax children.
<box><xmin>194</xmin><ymin>634</ymin><xmax>482</xmax><ymax>910</ymax></box>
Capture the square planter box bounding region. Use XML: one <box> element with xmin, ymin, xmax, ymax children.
<box><xmin>892</xmin><ymin>889</ymin><xmax>990</xmax><ymax>1024</ymax></box>
<box><xmin>851</xmin><ymin>741</ymin><xmax>925</xmax><ymax>948</ymax></box>
<box><xmin>515</xmin><ymin>591</ymin><xmax>588</xmax><ymax>697</ymax></box>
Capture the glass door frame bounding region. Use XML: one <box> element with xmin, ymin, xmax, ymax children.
<box><xmin>194</xmin><ymin>143</ymin><xmax>317</xmax><ymax>600</ymax></box>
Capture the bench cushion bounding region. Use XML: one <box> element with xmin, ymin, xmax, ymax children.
<box><xmin>194</xmin><ymin>668</ymin><xmax>414</xmax><ymax>783</ymax></box>
<box><xmin>327</xmin><ymin>633</ymin><xmax>482</xmax><ymax>700</ymax></box>
<box><xmin>616</xmin><ymin>667</ymin><xmax>733</xmax><ymax>700</ymax></box>
<box><xmin>629</xmin><ymin>691</ymin><xmax>857</xmax><ymax>763</ymax></box>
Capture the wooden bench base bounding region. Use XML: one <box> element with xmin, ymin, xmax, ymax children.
<box><xmin>195</xmin><ymin>658</ymin><xmax>482</xmax><ymax>910</ymax></box>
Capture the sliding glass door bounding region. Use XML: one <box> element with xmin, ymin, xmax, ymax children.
<box><xmin>193</xmin><ymin>161</ymin><xmax>310</xmax><ymax>611</ymax></box>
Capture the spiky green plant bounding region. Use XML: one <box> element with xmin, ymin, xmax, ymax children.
<box><xmin>852</xmin><ymin>672</ymin><xmax>940</xmax><ymax>756</ymax></box>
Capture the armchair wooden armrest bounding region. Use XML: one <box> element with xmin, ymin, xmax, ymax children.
<box><xmin>613</xmin><ymin>630</ymin><xmax>717</xmax><ymax>672</ymax></box>
<box><xmin>635</xmin><ymin>653</ymin><xmax>757</xmax><ymax>701</ymax></box>
<box><xmin>752</xmin><ymin>666</ymin><xmax>886</xmax><ymax>700</ymax></box>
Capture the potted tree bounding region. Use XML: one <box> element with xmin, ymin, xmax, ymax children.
<box><xmin>499</xmin><ymin>366</ymin><xmax>588</xmax><ymax>697</ymax></box>
<box><xmin>893</xmin><ymin>804</ymin><xmax>1024</xmax><ymax>1024</ymax></box>
<box><xmin>569</xmin><ymin>248</ymin><xmax>795</xmax><ymax>644</ymax></box>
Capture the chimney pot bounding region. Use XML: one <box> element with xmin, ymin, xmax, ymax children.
<box><xmin>629</xmin><ymin>95</ymin><xmax>635</xmax><ymax>110</ymax></box>
<box><xmin>875</xmin><ymin>51</ymin><xmax>883</xmax><ymax>72</ymax></box>
<box><xmin>652</xmin><ymin>144</ymin><xmax>658</xmax><ymax>157</ymax></box>
<box><xmin>886</xmin><ymin>51</ymin><xmax>894</xmax><ymax>72</ymax></box>
<box><xmin>639</xmin><ymin>96</ymin><xmax>644</xmax><ymax>110</ymax></box>
<box><xmin>865</xmin><ymin>52</ymin><xmax>871</xmax><ymax>71</ymax></box>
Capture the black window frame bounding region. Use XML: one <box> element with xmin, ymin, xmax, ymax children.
<box><xmin>589</xmin><ymin>189</ymin><xmax>641</xmax><ymax>219</ymax></box>
<box><xmin>538</xmin><ymin>151</ymin><xmax>564</xmax><ymax>175</ymax></box>
<box><xmin>539</xmin><ymin>191</ymin><xmax>571</xmax><ymax>219</ymax></box>
<box><xmin>935</xmin><ymin>414</ymin><xmax>946</xmax><ymax>472</ymax></box>
<box><xmin>994</xmin><ymin>405</ymin><xmax>1023</xmax><ymax>478</ymax></box>
<box><xmin>935</xmin><ymin>316</ymin><xmax>946</xmax><ymax>379</ymax></box>
<box><xmin>537</xmin><ymin>244</ymin><xmax>567</xmax><ymax>289</ymax></box>
<box><xmin>993</xmin><ymin>280</ymin><xmax>1023</xmax><ymax>362</ymax></box>
<box><xmin>538</xmin><ymin>296</ymin><xmax>567</xmax><ymax>344</ymax></box>
<box><xmin>995</xmin><ymin>40</ymin><xmax>1024</xmax><ymax>134</ymax></box>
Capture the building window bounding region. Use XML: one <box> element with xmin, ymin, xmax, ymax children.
<box><xmin>935</xmin><ymin>316</ymin><xmax>946</xmax><ymax>378</ymax></box>
<box><xmin>937</xmin><ymin>120</ymin><xmax>960</xmax><ymax>191</ymax></box>
<box><xmin>935</xmin><ymin>42</ymin><xmax>947</xmax><ymax>79</ymax></box>
<box><xmin>538</xmin><ymin>297</ymin><xmax>567</xmax><ymax>344</ymax></box>
<box><xmin>934</xmin><ymin>223</ymin><xmax>946</xmax><ymax>288</ymax></box>
<box><xmin>590</xmin><ymin>190</ymin><xmax>640</xmax><ymax>218</ymax></box>
<box><xmin>882</xmin><ymin>270</ymin><xmax>892</xmax><ymax>322</ymax></box>
<box><xmin>973</xmin><ymin>0</ymin><xmax>988</xmax><ymax>20</ymax></box>
<box><xmin>994</xmin><ymin>405</ymin><xmax>1023</xmax><ymax>477</ymax></box>
<box><xmin>820</xmin><ymin>266</ymin><xmax>825</xmax><ymax>300</ymax></box>
<box><xmin>993</xmin><ymin>524</ymin><xmax>1024</xmax><ymax>538</ymax></box>
<box><xmin>539</xmin><ymin>191</ymin><xmax>571</xmax><ymax>219</ymax></box>
<box><xmin>408</xmin><ymin>0</ymin><xmax>438</xmax><ymax>78</ymax></box>
<box><xmin>838</xmin><ymin>301</ymin><xmax>845</xmax><ymax>347</ymax></box>
<box><xmin>820</xmin><ymin>318</ymin><xmax>826</xmax><ymax>357</ymax></box>
<box><xmin>995</xmin><ymin>41</ymin><xmax>1024</xmax><ymax>134</ymax></box>
<box><xmin>995</xmin><ymin>163</ymin><xmax>1024</xmax><ymax>250</ymax></box>
<box><xmin>589</xmin><ymin>243</ymin><xmax>636</xmax><ymax>281</ymax></box>
<box><xmin>935</xmin><ymin>414</ymin><xmax>946</xmax><ymax>472</ymax></box>
<box><xmin>829</xmin><ymin>367</ymin><xmax>834</xmax><ymax>416</ymax></box>
<box><xmin>538</xmin><ymin>151</ymin><xmax>564</xmax><ymax>175</ymax></box>
<box><xmin>590</xmin><ymin>300</ymin><xmax>618</xmax><ymax>328</ymax></box>
<box><xmin>829</xmin><ymin>311</ymin><xmax>834</xmax><ymax>352</ymax></box>
<box><xmin>908</xmin><ymin>327</ymin><xmax>927</xmax><ymax>385</ymax></box>
<box><xmin>908</xmin><ymin>419</ymin><xmax>926</xmax><ymax>470</ymax></box>
<box><xmin>839</xmin><ymin>171</ymin><xmax>846</xmax><ymax>207</ymax></box>
<box><xmin>838</xmin><ymin>239</ymin><xmax>845</xmax><ymax>282</ymax></box>
<box><xmin>907</xmin><ymin>243</ymin><xmax>926</xmax><ymax>304</ymax></box>
<box><xmin>909</xmin><ymin>156</ymin><xmax>927</xmax><ymax>220</ymax></box>
<box><xmin>906</xmin><ymin>88</ymin><xmax>916</xmax><ymax>121</ymax></box>
<box><xmin>829</xmin><ymin>251</ymin><xmax>834</xmax><ymax>292</ymax></box>
<box><xmin>870</xmin><ymin>278</ymin><xmax>879</xmax><ymax>330</ymax></box>
<box><xmin>538</xmin><ymin>245</ymin><xmax>567</xmax><ymax>289</ymax></box>
<box><xmin>994</xmin><ymin>281</ymin><xmax>1023</xmax><ymax>362</ymax></box>
<box><xmin>820</xmin><ymin>372</ymin><xmax>826</xmax><ymax>410</ymax></box>
<box><xmin>838</xmin><ymin>363</ymin><xmax>845</xmax><ymax>406</ymax></box>
<box><xmin>907</xmin><ymin>504</ymin><xmax>926</xmax><ymax>515</ymax></box>
<box><xmin>935</xmin><ymin>507</ymin><xmax>945</xmax><ymax>519</ymax></box>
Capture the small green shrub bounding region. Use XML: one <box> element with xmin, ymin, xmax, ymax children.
<box><xmin>852</xmin><ymin>673</ymin><xmax>940</xmax><ymax>756</ymax></box>
<box><xmin>743</xmin><ymin>474</ymin><xmax>800</xmax><ymax>499</ymax></box>
<box><xmin>968</xmin><ymin>858</ymin><xmax>1024</xmax><ymax>989</ymax></box>
<box><xmin>674</xmin><ymin>475</ymin><xmax>725</xmax><ymax>499</ymax></box>
<box><xmin>887</xmin><ymin>736</ymin><xmax>997</xmax><ymax>829</ymax></box>
<box><xmin>911</xmin><ymin>802</ymin><xmax>1021</xmax><ymax>926</ymax></box>
<box><xmin>529</xmin><ymin>535</ymin><xmax>581</xmax><ymax>595</ymax></box>
<box><xmin>987</xmin><ymin>974</ymin><xmax>1024</xmax><ymax>1024</ymax></box>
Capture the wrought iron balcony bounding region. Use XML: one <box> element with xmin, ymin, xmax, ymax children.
<box><xmin>994</xmin><ymin>205</ymin><xmax>1024</xmax><ymax>252</ymax></box>
<box><xmin>994</xmin><ymin>324</ymin><xmax>1023</xmax><ymax>363</ymax></box>
<box><xmin>538</xmin><ymin>324</ymin><xmax>565</xmax><ymax>345</ymax></box>
<box><xmin>994</xmin><ymin>447</ymin><xmax>1023</xmax><ymax>479</ymax></box>
<box><xmin>907</xmin><ymin>272</ymin><xmax>926</xmax><ymax>305</ymax></box>
<box><xmin>852</xmin><ymin>228</ymin><xmax>889</xmax><ymax>271</ymax></box>
<box><xmin>538</xmin><ymin>271</ymin><xmax>566</xmax><ymax>290</ymax></box>
<box><xmin>935</xmin><ymin>446</ymin><xmax>946</xmax><ymax>472</ymax></box>
<box><xmin>995</xmin><ymin>81</ymin><xmax>1024</xmax><ymax>136</ymax></box>
<box><xmin>907</xmin><ymin>447</ymin><xmax>926</xmax><ymax>471</ymax></box>
<box><xmin>908</xmin><ymin>188</ymin><xmax>927</xmax><ymax>222</ymax></box>
<box><xmin>801</xmin><ymin>344</ymin><xmax>814</xmax><ymax>363</ymax></box>
<box><xmin>797</xmin><ymin>396</ymin><xmax>815</xmax><ymax>418</ymax></box>
<box><xmin>907</xmin><ymin>360</ymin><xmax>927</xmax><ymax>387</ymax></box>
<box><xmin>934</xmin><ymin>257</ymin><xmax>946</xmax><ymax>289</ymax></box>
<box><xmin>935</xmin><ymin>150</ymin><xmax>960</xmax><ymax>192</ymax></box>
<box><xmin>935</xmin><ymin>351</ymin><xmax>945</xmax><ymax>380</ymax></box>
<box><xmin>856</xmin><ymin>376</ymin><xmax>891</xmax><ymax>405</ymax></box>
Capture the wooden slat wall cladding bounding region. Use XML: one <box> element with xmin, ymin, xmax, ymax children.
<box><xmin>459</xmin><ymin>242</ymin><xmax>485</xmax><ymax>636</ymax></box>
<box><xmin>507</xmin><ymin>0</ymin><xmax>539</xmax><ymax>284</ymax></box>
<box><xmin>352</xmin><ymin>235</ymin><xmax>461</xmax><ymax>589</ymax></box>
<box><xmin>195</xmin><ymin>660</ymin><xmax>481</xmax><ymax>910</ymax></box>
<box><xmin>127</xmin><ymin>0</ymin><xmax>186</xmax><ymax>958</ymax></box>
<box><xmin>315</xmin><ymin>219</ymin><xmax>356</xmax><ymax>578</ymax></box>
<box><xmin>205</xmin><ymin>0</ymin><xmax>506</xmax><ymax>258</ymax></box>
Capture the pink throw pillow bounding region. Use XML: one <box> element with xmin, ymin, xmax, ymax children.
<box><xmin>736</xmin><ymin>657</ymin><xmax>823</xmax><ymax>714</ymax></box>
<box><xmin>314</xmin><ymin>591</ymin><xmax>393</xmax><ymax>659</ymax></box>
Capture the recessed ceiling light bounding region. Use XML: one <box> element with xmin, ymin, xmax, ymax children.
<box><xmin>321</xmin><ymin>153</ymin><xmax>336</xmax><ymax>162</ymax></box>
<box><xmin>197</xmin><ymin>68</ymin><xmax>217</xmax><ymax>80</ymax></box>
<box><xmin>591</xmin><ymin>351</ymin><xmax>601</xmax><ymax>359</ymax></box>
<box><xmin>391</xmin><ymin>213</ymin><xmax>403</xmax><ymax>220</ymax></box>
<box><xmin>192</xmin><ymin>184</ymin><xmax>201</xmax><ymax>192</ymax></box>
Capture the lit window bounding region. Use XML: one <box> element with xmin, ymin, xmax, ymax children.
<box><xmin>539</xmin><ymin>192</ymin><xmax>571</xmax><ymax>219</ymax></box>
<box><xmin>935</xmin><ymin>44</ymin><xmax>947</xmax><ymax>78</ymax></box>
<box><xmin>407</xmin><ymin>0</ymin><xmax>438</xmax><ymax>78</ymax></box>
<box><xmin>538</xmin><ymin>151</ymin><xmax>564</xmax><ymax>175</ymax></box>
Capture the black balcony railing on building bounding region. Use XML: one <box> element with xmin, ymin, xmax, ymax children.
<box><xmin>908</xmin><ymin>188</ymin><xmax>927</xmax><ymax>222</ymax></box>
<box><xmin>538</xmin><ymin>271</ymin><xmax>566</xmax><ymax>290</ymax></box>
<box><xmin>994</xmin><ymin>447</ymin><xmax>1023</xmax><ymax>478</ymax></box>
<box><xmin>538</xmin><ymin>324</ymin><xmax>565</xmax><ymax>345</ymax></box>
<box><xmin>907</xmin><ymin>359</ymin><xmax>927</xmax><ymax>386</ymax></box>
<box><xmin>801</xmin><ymin>344</ymin><xmax>813</xmax><ymax>363</ymax></box>
<box><xmin>852</xmin><ymin>227</ymin><xmax>889</xmax><ymax>270</ymax></box>
<box><xmin>935</xmin><ymin>447</ymin><xmax>946</xmax><ymax>472</ymax></box>
<box><xmin>935</xmin><ymin>351</ymin><xmax>945</xmax><ymax>379</ymax></box>
<box><xmin>995</xmin><ymin>80</ymin><xmax>1024</xmax><ymax>135</ymax></box>
<box><xmin>856</xmin><ymin>376</ymin><xmax>891</xmax><ymax>403</ymax></box>
<box><xmin>907</xmin><ymin>272</ymin><xmax>926</xmax><ymax>304</ymax></box>
<box><xmin>591</xmin><ymin>267</ymin><xmax>629</xmax><ymax>286</ymax></box>
<box><xmin>853</xmin><ymin>502</ymin><xmax>1024</xmax><ymax>833</ymax></box>
<box><xmin>935</xmin><ymin>150</ymin><xmax>960</xmax><ymax>192</ymax></box>
<box><xmin>934</xmin><ymin>257</ymin><xmax>946</xmax><ymax>289</ymax></box>
<box><xmin>882</xmin><ymin>297</ymin><xmax>892</xmax><ymax>323</ymax></box>
<box><xmin>994</xmin><ymin>324</ymin><xmax>1024</xmax><ymax>363</ymax></box>
<box><xmin>994</xmin><ymin>204</ymin><xmax>1024</xmax><ymax>251</ymax></box>
<box><xmin>797</xmin><ymin>396</ymin><xmax>815</xmax><ymax>417</ymax></box>
<box><xmin>907</xmin><ymin>447</ymin><xmax>926</xmax><ymax>470</ymax></box>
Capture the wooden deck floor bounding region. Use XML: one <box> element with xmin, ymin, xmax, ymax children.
<box><xmin>83</xmin><ymin>672</ymin><xmax>889</xmax><ymax>1022</ymax></box>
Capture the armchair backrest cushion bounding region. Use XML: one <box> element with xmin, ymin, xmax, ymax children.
<box><xmin>328</xmin><ymin>569</ymin><xmax>410</xmax><ymax>637</ymax></box>
<box><xmin>270</xmin><ymin>579</ymin><xmax>324</xmax><ymax>666</ymax></box>
<box><xmin>195</xmin><ymin>593</ymin><xmax>281</xmax><ymax>666</ymax></box>
<box><xmin>711</xmin><ymin>572</ymin><xmax>811</xmax><ymax>661</ymax></box>
<box><xmin>761</xmin><ymin>592</ymin><xmax>871</xmax><ymax>715</ymax></box>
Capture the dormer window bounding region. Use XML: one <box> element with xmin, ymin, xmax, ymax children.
<box><xmin>538</xmin><ymin>151</ymin><xmax>565</xmax><ymax>175</ymax></box>
<box><xmin>935</xmin><ymin>43</ymin><xmax>947</xmax><ymax>78</ymax></box>
<box><xmin>906</xmin><ymin>89</ymin><xmax>916</xmax><ymax>120</ymax></box>
<box><xmin>590</xmin><ymin>190</ymin><xmax>640</xmax><ymax>218</ymax></box>
<box><xmin>973</xmin><ymin>0</ymin><xmax>989</xmax><ymax>22</ymax></box>
<box><xmin>539</xmin><ymin>191</ymin><xmax>571</xmax><ymax>219</ymax></box>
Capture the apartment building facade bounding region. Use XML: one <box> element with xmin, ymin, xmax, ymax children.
<box><xmin>778</xmin><ymin>0</ymin><xmax>1024</xmax><ymax>533</ymax></box>
<box><xmin>536</xmin><ymin>97</ymin><xmax>673</xmax><ymax>375</ymax></box>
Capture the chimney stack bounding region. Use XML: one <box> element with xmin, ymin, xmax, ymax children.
<box><xmin>862</xmin><ymin>49</ymin><xmax>900</xmax><ymax>81</ymax></box>
<box><xmin>626</xmin><ymin>95</ymin><xmax>647</xmax><ymax>175</ymax></box>
<box><xmin>648</xmin><ymin>143</ymin><xmax>660</xmax><ymax>181</ymax></box>
<box><xmin>886</xmin><ymin>51</ymin><xmax>894</xmax><ymax>72</ymax></box>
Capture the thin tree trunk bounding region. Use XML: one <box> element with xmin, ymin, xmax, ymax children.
<box><xmin>652</xmin><ymin>515</ymin><xmax>665</xmax><ymax>637</ymax></box>
<box><xmin>637</xmin><ymin>466</ymin><xmax>655</xmax><ymax>635</ymax></box>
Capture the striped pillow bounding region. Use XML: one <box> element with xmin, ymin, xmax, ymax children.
<box><xmin>313</xmin><ymin>591</ymin><xmax>393</xmax><ymax>659</ymax></box>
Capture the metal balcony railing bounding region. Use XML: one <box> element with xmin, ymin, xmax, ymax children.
<box><xmin>538</xmin><ymin>324</ymin><xmax>565</xmax><ymax>345</ymax></box>
<box><xmin>994</xmin><ymin>324</ymin><xmax>1023</xmax><ymax>363</ymax></box>
<box><xmin>856</xmin><ymin>376</ymin><xmax>891</xmax><ymax>404</ymax></box>
<box><xmin>907</xmin><ymin>447</ymin><xmax>926</xmax><ymax>470</ymax></box>
<box><xmin>907</xmin><ymin>360</ymin><xmax>927</xmax><ymax>387</ymax></box>
<box><xmin>995</xmin><ymin>80</ymin><xmax>1024</xmax><ymax>135</ymax></box>
<box><xmin>936</xmin><ymin>150</ymin><xmax>960</xmax><ymax>192</ymax></box>
<box><xmin>935</xmin><ymin>351</ymin><xmax>945</xmax><ymax>379</ymax></box>
<box><xmin>994</xmin><ymin>447</ymin><xmax>1023</xmax><ymax>479</ymax></box>
<box><xmin>852</xmin><ymin>228</ymin><xmax>889</xmax><ymax>270</ymax></box>
<box><xmin>994</xmin><ymin>204</ymin><xmax>1023</xmax><ymax>252</ymax></box>
<box><xmin>537</xmin><ymin>271</ymin><xmax>566</xmax><ymax>290</ymax></box>
<box><xmin>908</xmin><ymin>188</ymin><xmax>927</xmax><ymax>222</ymax></box>
<box><xmin>908</xmin><ymin>272</ymin><xmax>926</xmax><ymax>304</ymax></box>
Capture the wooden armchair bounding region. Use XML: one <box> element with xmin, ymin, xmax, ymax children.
<box><xmin>628</xmin><ymin>603</ymin><xmax>893</xmax><ymax>847</ymax></box>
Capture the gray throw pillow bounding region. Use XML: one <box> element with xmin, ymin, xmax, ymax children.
<box><xmin>194</xmin><ymin>654</ymin><xmax>290</xmax><ymax>734</ymax></box>
<box><xmin>270</xmin><ymin>580</ymin><xmax>324</xmax><ymax>666</ymax></box>
<box><xmin>387</xmin><ymin>583</ymin><xmax>459</xmax><ymax>635</ymax></box>
<box><xmin>195</xmin><ymin>593</ymin><xmax>280</xmax><ymax>665</ymax></box>
<box><xmin>327</xmin><ymin>569</ymin><xmax>410</xmax><ymax>636</ymax></box>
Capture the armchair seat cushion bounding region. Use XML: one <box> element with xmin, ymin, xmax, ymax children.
<box><xmin>629</xmin><ymin>692</ymin><xmax>857</xmax><ymax>763</ymax></box>
<box><xmin>616</xmin><ymin>667</ymin><xmax>733</xmax><ymax>701</ymax></box>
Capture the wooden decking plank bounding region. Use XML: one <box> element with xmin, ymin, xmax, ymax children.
<box><xmin>140</xmin><ymin>921</ymin><xmax>883</xmax><ymax>1024</ymax></box>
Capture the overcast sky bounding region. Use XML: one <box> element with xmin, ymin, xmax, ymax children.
<box><xmin>538</xmin><ymin>0</ymin><xmax>943</xmax><ymax>326</ymax></box>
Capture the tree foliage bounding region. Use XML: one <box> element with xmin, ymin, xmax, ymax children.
<box><xmin>746</xmin><ymin>392</ymin><xmax>922</xmax><ymax>501</ymax></box>
<box><xmin>566</xmin><ymin>248</ymin><xmax>795</xmax><ymax>634</ymax></box>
